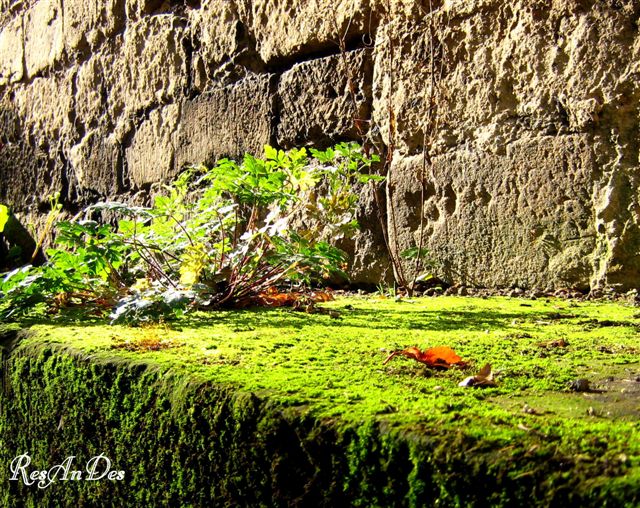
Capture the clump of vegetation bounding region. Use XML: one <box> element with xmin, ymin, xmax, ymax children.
<box><xmin>0</xmin><ymin>142</ymin><xmax>382</xmax><ymax>324</ymax></box>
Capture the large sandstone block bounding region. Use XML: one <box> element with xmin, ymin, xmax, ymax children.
<box><xmin>126</xmin><ymin>74</ymin><xmax>275</xmax><ymax>189</ymax></box>
<box><xmin>591</xmin><ymin>160</ymin><xmax>640</xmax><ymax>291</ymax></box>
<box><xmin>12</xmin><ymin>73</ymin><xmax>73</xmax><ymax>141</ymax></box>
<box><xmin>277</xmin><ymin>48</ymin><xmax>373</xmax><ymax>147</ymax></box>
<box><xmin>107</xmin><ymin>15</ymin><xmax>188</xmax><ymax>132</ymax></box>
<box><xmin>173</xmin><ymin>74</ymin><xmax>275</xmax><ymax>168</ymax></box>
<box><xmin>241</xmin><ymin>0</ymin><xmax>376</xmax><ymax>63</ymax></box>
<box><xmin>350</xmin><ymin>183</ymin><xmax>392</xmax><ymax>285</ymax></box>
<box><xmin>74</xmin><ymin>55</ymin><xmax>110</xmax><ymax>132</ymax></box>
<box><xmin>126</xmin><ymin>104</ymin><xmax>180</xmax><ymax>188</ymax></box>
<box><xmin>63</xmin><ymin>0</ymin><xmax>126</xmax><ymax>52</ymax></box>
<box><xmin>69</xmin><ymin>129</ymin><xmax>122</xmax><ymax>195</ymax></box>
<box><xmin>0</xmin><ymin>80</ymin><xmax>66</xmax><ymax>212</ymax></box>
<box><xmin>24</xmin><ymin>0</ymin><xmax>64</xmax><ymax>78</ymax></box>
<box><xmin>388</xmin><ymin>135</ymin><xmax>598</xmax><ymax>289</ymax></box>
<box><xmin>191</xmin><ymin>0</ymin><xmax>243</xmax><ymax>67</ymax></box>
<box><xmin>372</xmin><ymin>1</ymin><xmax>640</xmax><ymax>155</ymax></box>
<box><xmin>189</xmin><ymin>0</ymin><xmax>263</xmax><ymax>91</ymax></box>
<box><xmin>0</xmin><ymin>16</ymin><xmax>23</xmax><ymax>85</ymax></box>
<box><xmin>0</xmin><ymin>145</ymin><xmax>56</xmax><ymax>216</ymax></box>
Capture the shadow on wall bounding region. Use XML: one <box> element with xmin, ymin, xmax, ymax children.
<box><xmin>0</xmin><ymin>103</ymin><xmax>63</xmax><ymax>269</ymax></box>
<box><xmin>0</xmin><ymin>103</ymin><xmax>67</xmax><ymax>214</ymax></box>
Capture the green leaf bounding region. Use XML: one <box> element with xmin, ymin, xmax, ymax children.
<box><xmin>400</xmin><ymin>247</ymin><xmax>431</xmax><ymax>260</ymax></box>
<box><xmin>0</xmin><ymin>204</ymin><xmax>9</xmax><ymax>233</ymax></box>
<box><xmin>357</xmin><ymin>174</ymin><xmax>386</xmax><ymax>184</ymax></box>
<box><xmin>264</xmin><ymin>145</ymin><xmax>278</xmax><ymax>161</ymax></box>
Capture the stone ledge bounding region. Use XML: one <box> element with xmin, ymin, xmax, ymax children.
<box><xmin>1</xmin><ymin>296</ymin><xmax>638</xmax><ymax>506</ymax></box>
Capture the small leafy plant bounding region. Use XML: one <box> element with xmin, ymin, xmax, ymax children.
<box><xmin>0</xmin><ymin>143</ymin><xmax>382</xmax><ymax>324</ymax></box>
<box><xmin>400</xmin><ymin>246</ymin><xmax>439</xmax><ymax>289</ymax></box>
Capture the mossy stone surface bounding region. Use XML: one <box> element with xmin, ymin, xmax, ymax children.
<box><xmin>1</xmin><ymin>296</ymin><xmax>638</xmax><ymax>506</ymax></box>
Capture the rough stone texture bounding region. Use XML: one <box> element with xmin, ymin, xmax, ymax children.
<box><xmin>74</xmin><ymin>55</ymin><xmax>109</xmax><ymax>133</ymax></box>
<box><xmin>1</xmin><ymin>0</ymin><xmax>640</xmax><ymax>288</ymax></box>
<box><xmin>126</xmin><ymin>104</ymin><xmax>180</xmax><ymax>188</ymax></box>
<box><xmin>240</xmin><ymin>0</ymin><xmax>378</xmax><ymax>64</ymax></box>
<box><xmin>107</xmin><ymin>15</ymin><xmax>188</xmax><ymax>138</ymax></box>
<box><xmin>192</xmin><ymin>0</ymin><xmax>243</xmax><ymax>68</ymax></box>
<box><xmin>24</xmin><ymin>0</ymin><xmax>64</xmax><ymax>78</ymax></box>
<box><xmin>174</xmin><ymin>74</ymin><xmax>276</xmax><ymax>168</ymax></box>
<box><xmin>351</xmin><ymin>182</ymin><xmax>392</xmax><ymax>284</ymax></box>
<box><xmin>69</xmin><ymin>129</ymin><xmax>121</xmax><ymax>195</ymax></box>
<box><xmin>376</xmin><ymin>0</ymin><xmax>640</xmax><ymax>289</ymax></box>
<box><xmin>12</xmin><ymin>73</ymin><xmax>74</xmax><ymax>142</ymax></box>
<box><xmin>278</xmin><ymin>48</ymin><xmax>373</xmax><ymax>148</ymax></box>
<box><xmin>0</xmin><ymin>16</ymin><xmax>23</xmax><ymax>86</ymax></box>
<box><xmin>388</xmin><ymin>135</ymin><xmax>598</xmax><ymax>290</ymax></box>
<box><xmin>63</xmin><ymin>0</ymin><xmax>126</xmax><ymax>53</ymax></box>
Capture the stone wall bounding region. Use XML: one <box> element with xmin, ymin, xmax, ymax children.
<box><xmin>1</xmin><ymin>0</ymin><xmax>639</xmax><ymax>289</ymax></box>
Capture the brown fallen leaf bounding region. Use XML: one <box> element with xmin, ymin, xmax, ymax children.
<box><xmin>383</xmin><ymin>346</ymin><xmax>466</xmax><ymax>369</ymax></box>
<box><xmin>248</xmin><ymin>288</ymin><xmax>334</xmax><ymax>308</ymax></box>
<box><xmin>311</xmin><ymin>291</ymin><xmax>334</xmax><ymax>302</ymax></box>
<box><xmin>458</xmin><ymin>363</ymin><xmax>497</xmax><ymax>387</ymax></box>
<box><xmin>536</xmin><ymin>338</ymin><xmax>568</xmax><ymax>348</ymax></box>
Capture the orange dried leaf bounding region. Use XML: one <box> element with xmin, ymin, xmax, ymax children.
<box><xmin>383</xmin><ymin>345</ymin><xmax>465</xmax><ymax>368</ymax></box>
<box><xmin>424</xmin><ymin>346</ymin><xmax>462</xmax><ymax>366</ymax></box>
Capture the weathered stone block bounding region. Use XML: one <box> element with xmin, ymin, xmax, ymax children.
<box><xmin>107</xmin><ymin>15</ymin><xmax>187</xmax><ymax>127</ymax></box>
<box><xmin>126</xmin><ymin>104</ymin><xmax>180</xmax><ymax>187</ymax></box>
<box><xmin>63</xmin><ymin>0</ymin><xmax>126</xmax><ymax>52</ymax></box>
<box><xmin>191</xmin><ymin>0</ymin><xmax>242</xmax><ymax>66</ymax></box>
<box><xmin>372</xmin><ymin>2</ymin><xmax>640</xmax><ymax>154</ymax></box>
<box><xmin>69</xmin><ymin>129</ymin><xmax>121</xmax><ymax>195</ymax></box>
<box><xmin>173</xmin><ymin>74</ymin><xmax>275</xmax><ymax>168</ymax></box>
<box><xmin>350</xmin><ymin>183</ymin><xmax>392</xmax><ymax>285</ymax></box>
<box><xmin>388</xmin><ymin>135</ymin><xmax>598</xmax><ymax>289</ymax></box>
<box><xmin>74</xmin><ymin>55</ymin><xmax>108</xmax><ymax>132</ymax></box>
<box><xmin>0</xmin><ymin>16</ymin><xmax>23</xmax><ymax>85</ymax></box>
<box><xmin>241</xmin><ymin>0</ymin><xmax>376</xmax><ymax>63</ymax></box>
<box><xmin>277</xmin><ymin>49</ymin><xmax>373</xmax><ymax>147</ymax></box>
<box><xmin>12</xmin><ymin>73</ymin><xmax>73</xmax><ymax>141</ymax></box>
<box><xmin>24</xmin><ymin>0</ymin><xmax>64</xmax><ymax>78</ymax></box>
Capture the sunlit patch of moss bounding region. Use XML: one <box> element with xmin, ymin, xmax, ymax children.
<box><xmin>2</xmin><ymin>296</ymin><xmax>639</xmax><ymax>506</ymax></box>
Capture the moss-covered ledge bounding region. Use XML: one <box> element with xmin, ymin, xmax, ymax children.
<box><xmin>0</xmin><ymin>296</ymin><xmax>639</xmax><ymax>507</ymax></box>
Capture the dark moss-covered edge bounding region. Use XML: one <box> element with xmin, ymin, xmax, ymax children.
<box><xmin>0</xmin><ymin>338</ymin><xmax>637</xmax><ymax>507</ymax></box>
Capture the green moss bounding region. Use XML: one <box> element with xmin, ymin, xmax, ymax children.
<box><xmin>1</xmin><ymin>296</ymin><xmax>639</xmax><ymax>506</ymax></box>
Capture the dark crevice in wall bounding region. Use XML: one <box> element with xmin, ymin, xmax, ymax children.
<box><xmin>69</xmin><ymin>69</ymin><xmax>85</xmax><ymax>140</ymax></box>
<box><xmin>118</xmin><ymin>130</ymin><xmax>134</xmax><ymax>194</ymax></box>
<box><xmin>182</xmin><ymin>22</ymin><xmax>197</xmax><ymax>100</ymax></box>
<box><xmin>269</xmin><ymin>74</ymin><xmax>281</xmax><ymax>148</ymax></box>
<box><xmin>264</xmin><ymin>32</ymin><xmax>374</xmax><ymax>75</ymax></box>
<box><xmin>130</xmin><ymin>103</ymin><xmax>162</xmax><ymax>128</ymax></box>
<box><xmin>142</xmin><ymin>0</ymin><xmax>201</xmax><ymax>18</ymax></box>
<box><xmin>232</xmin><ymin>21</ymin><xmax>268</xmax><ymax>74</ymax></box>
<box><xmin>57</xmin><ymin>146</ymin><xmax>77</xmax><ymax>212</ymax></box>
<box><xmin>116</xmin><ymin>142</ymin><xmax>127</xmax><ymax>194</ymax></box>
